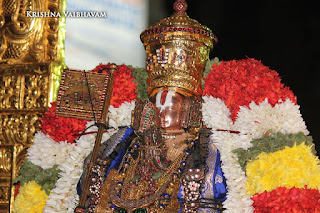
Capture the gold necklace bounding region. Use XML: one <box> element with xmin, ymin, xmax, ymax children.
<box><xmin>108</xmin><ymin>137</ymin><xmax>193</xmax><ymax>212</ymax></box>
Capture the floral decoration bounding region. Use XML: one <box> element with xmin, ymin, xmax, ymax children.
<box><xmin>40</xmin><ymin>102</ymin><xmax>88</xmax><ymax>143</ymax></box>
<box><xmin>202</xmin><ymin>97</ymin><xmax>254</xmax><ymax>213</ymax></box>
<box><xmin>246</xmin><ymin>143</ymin><xmax>320</xmax><ymax>195</ymax></box>
<box><xmin>209</xmin><ymin>131</ymin><xmax>254</xmax><ymax>213</ymax></box>
<box><xmin>12</xmin><ymin>180</ymin><xmax>49</xmax><ymax>213</ymax></box>
<box><xmin>108</xmin><ymin>101</ymin><xmax>136</xmax><ymax>128</ymax></box>
<box><xmin>234</xmin><ymin>99</ymin><xmax>309</xmax><ymax>140</ymax></box>
<box><xmin>252</xmin><ymin>187</ymin><xmax>320</xmax><ymax>213</ymax></box>
<box><xmin>233</xmin><ymin>131</ymin><xmax>315</xmax><ymax>171</ymax></box>
<box><xmin>43</xmin><ymin>126</ymin><xmax>117</xmax><ymax>213</ymax></box>
<box><xmin>91</xmin><ymin>63</ymin><xmax>137</xmax><ymax>107</ymax></box>
<box><xmin>27</xmin><ymin>132</ymin><xmax>75</xmax><ymax>169</ymax></box>
<box><xmin>203</xmin><ymin>58</ymin><xmax>297</xmax><ymax>121</ymax></box>
<box><xmin>130</xmin><ymin>66</ymin><xmax>148</xmax><ymax>100</ymax></box>
<box><xmin>14</xmin><ymin>159</ymin><xmax>61</xmax><ymax>195</ymax></box>
<box><xmin>201</xmin><ymin>58</ymin><xmax>317</xmax><ymax>213</ymax></box>
<box><xmin>15</xmin><ymin>58</ymin><xmax>319</xmax><ymax>213</ymax></box>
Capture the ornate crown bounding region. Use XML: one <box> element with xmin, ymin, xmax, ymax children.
<box><xmin>140</xmin><ymin>0</ymin><xmax>217</xmax><ymax>97</ymax></box>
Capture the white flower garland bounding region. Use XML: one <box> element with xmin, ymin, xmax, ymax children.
<box><xmin>108</xmin><ymin>101</ymin><xmax>135</xmax><ymax>128</ymax></box>
<box><xmin>27</xmin><ymin>132</ymin><xmax>75</xmax><ymax>170</ymax></box>
<box><xmin>23</xmin><ymin>101</ymin><xmax>135</xmax><ymax>213</ymax></box>
<box><xmin>210</xmin><ymin>131</ymin><xmax>254</xmax><ymax>213</ymax></box>
<box><xmin>43</xmin><ymin>126</ymin><xmax>117</xmax><ymax>213</ymax></box>
<box><xmin>201</xmin><ymin>96</ymin><xmax>309</xmax><ymax>213</ymax></box>
<box><xmin>202</xmin><ymin>96</ymin><xmax>254</xmax><ymax>213</ymax></box>
<box><xmin>234</xmin><ymin>98</ymin><xmax>309</xmax><ymax>140</ymax></box>
<box><xmin>202</xmin><ymin>96</ymin><xmax>233</xmax><ymax>130</ymax></box>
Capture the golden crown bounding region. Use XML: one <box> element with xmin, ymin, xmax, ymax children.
<box><xmin>140</xmin><ymin>0</ymin><xmax>217</xmax><ymax>97</ymax></box>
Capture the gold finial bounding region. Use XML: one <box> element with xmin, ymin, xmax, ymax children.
<box><xmin>173</xmin><ymin>0</ymin><xmax>188</xmax><ymax>14</ymax></box>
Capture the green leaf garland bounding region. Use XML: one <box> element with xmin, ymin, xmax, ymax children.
<box><xmin>14</xmin><ymin>160</ymin><xmax>62</xmax><ymax>195</ymax></box>
<box><xmin>233</xmin><ymin>131</ymin><xmax>316</xmax><ymax>171</ymax></box>
<box><xmin>130</xmin><ymin>66</ymin><xmax>148</xmax><ymax>100</ymax></box>
<box><xmin>202</xmin><ymin>57</ymin><xmax>220</xmax><ymax>89</ymax></box>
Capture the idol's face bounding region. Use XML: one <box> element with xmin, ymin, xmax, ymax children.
<box><xmin>153</xmin><ymin>90</ymin><xmax>185</xmax><ymax>131</ymax></box>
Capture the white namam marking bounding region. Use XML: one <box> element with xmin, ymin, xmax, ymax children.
<box><xmin>155</xmin><ymin>90</ymin><xmax>175</xmax><ymax>113</ymax></box>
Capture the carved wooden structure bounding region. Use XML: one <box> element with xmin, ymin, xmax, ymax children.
<box><xmin>0</xmin><ymin>0</ymin><xmax>65</xmax><ymax>211</ymax></box>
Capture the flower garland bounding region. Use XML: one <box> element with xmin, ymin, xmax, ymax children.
<box><xmin>203</xmin><ymin>58</ymin><xmax>297</xmax><ymax>121</ymax></box>
<box><xmin>91</xmin><ymin>63</ymin><xmax>137</xmax><ymax>108</ymax></box>
<box><xmin>201</xmin><ymin>58</ymin><xmax>317</xmax><ymax>213</ymax></box>
<box><xmin>202</xmin><ymin>97</ymin><xmax>254</xmax><ymax>213</ymax></box>
<box><xmin>202</xmin><ymin>96</ymin><xmax>233</xmax><ymax>130</ymax></box>
<box><xmin>246</xmin><ymin>143</ymin><xmax>320</xmax><ymax>195</ymax></box>
<box><xmin>40</xmin><ymin>102</ymin><xmax>88</xmax><ymax>143</ymax></box>
<box><xmin>108</xmin><ymin>101</ymin><xmax>135</xmax><ymax>128</ymax></box>
<box><xmin>14</xmin><ymin>159</ymin><xmax>61</xmax><ymax>195</ymax></box>
<box><xmin>233</xmin><ymin>132</ymin><xmax>315</xmax><ymax>171</ymax></box>
<box><xmin>252</xmin><ymin>187</ymin><xmax>320</xmax><ymax>212</ymax></box>
<box><xmin>12</xmin><ymin>181</ymin><xmax>48</xmax><ymax>213</ymax></box>
<box><xmin>234</xmin><ymin>99</ymin><xmax>309</xmax><ymax>140</ymax></box>
<box><xmin>27</xmin><ymin>132</ymin><xmax>75</xmax><ymax>169</ymax></box>
<box><xmin>43</xmin><ymin>125</ymin><xmax>117</xmax><ymax>213</ymax></box>
<box><xmin>211</xmin><ymin>131</ymin><xmax>254</xmax><ymax>213</ymax></box>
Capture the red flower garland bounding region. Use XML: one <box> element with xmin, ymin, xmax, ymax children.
<box><xmin>91</xmin><ymin>63</ymin><xmax>137</xmax><ymax>108</ymax></box>
<box><xmin>252</xmin><ymin>187</ymin><xmax>320</xmax><ymax>213</ymax></box>
<box><xmin>203</xmin><ymin>58</ymin><xmax>297</xmax><ymax>121</ymax></box>
<box><xmin>40</xmin><ymin>102</ymin><xmax>88</xmax><ymax>143</ymax></box>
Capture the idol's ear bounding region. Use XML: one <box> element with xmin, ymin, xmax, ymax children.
<box><xmin>131</xmin><ymin>99</ymin><xmax>159</xmax><ymax>134</ymax></box>
<box><xmin>181</xmin><ymin>96</ymin><xmax>203</xmax><ymax>129</ymax></box>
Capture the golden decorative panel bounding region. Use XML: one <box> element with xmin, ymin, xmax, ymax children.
<box><xmin>0</xmin><ymin>64</ymin><xmax>50</xmax><ymax>110</ymax></box>
<box><xmin>0</xmin><ymin>63</ymin><xmax>50</xmax><ymax>212</ymax></box>
<box><xmin>0</xmin><ymin>0</ymin><xmax>66</xmax><ymax>211</ymax></box>
<box><xmin>0</xmin><ymin>144</ymin><xmax>13</xmax><ymax>213</ymax></box>
<box><xmin>0</xmin><ymin>0</ymin><xmax>62</xmax><ymax>63</ymax></box>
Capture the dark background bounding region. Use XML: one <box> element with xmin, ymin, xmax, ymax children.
<box><xmin>150</xmin><ymin>0</ymin><xmax>320</xmax><ymax>153</ymax></box>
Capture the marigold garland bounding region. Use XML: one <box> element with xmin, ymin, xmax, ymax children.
<box><xmin>246</xmin><ymin>143</ymin><xmax>320</xmax><ymax>195</ymax></box>
<box><xmin>252</xmin><ymin>187</ymin><xmax>320</xmax><ymax>213</ymax></box>
<box><xmin>233</xmin><ymin>132</ymin><xmax>315</xmax><ymax>171</ymax></box>
<box><xmin>12</xmin><ymin>180</ymin><xmax>48</xmax><ymax>213</ymax></box>
<box><xmin>14</xmin><ymin>159</ymin><xmax>61</xmax><ymax>195</ymax></box>
<box><xmin>40</xmin><ymin>102</ymin><xmax>88</xmax><ymax>143</ymax></box>
<box><xmin>91</xmin><ymin>63</ymin><xmax>137</xmax><ymax>107</ymax></box>
<box><xmin>203</xmin><ymin>58</ymin><xmax>297</xmax><ymax>121</ymax></box>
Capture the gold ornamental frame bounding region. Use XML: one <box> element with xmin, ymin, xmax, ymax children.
<box><xmin>0</xmin><ymin>0</ymin><xmax>66</xmax><ymax>211</ymax></box>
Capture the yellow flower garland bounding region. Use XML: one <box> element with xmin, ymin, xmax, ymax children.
<box><xmin>246</xmin><ymin>142</ymin><xmax>320</xmax><ymax>195</ymax></box>
<box><xmin>12</xmin><ymin>181</ymin><xmax>49</xmax><ymax>213</ymax></box>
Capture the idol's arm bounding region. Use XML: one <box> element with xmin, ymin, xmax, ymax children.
<box><xmin>76</xmin><ymin>127</ymin><xmax>135</xmax><ymax>206</ymax></box>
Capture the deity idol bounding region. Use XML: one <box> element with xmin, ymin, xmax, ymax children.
<box><xmin>75</xmin><ymin>0</ymin><xmax>227</xmax><ymax>212</ymax></box>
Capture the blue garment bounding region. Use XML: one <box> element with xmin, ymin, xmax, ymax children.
<box><xmin>178</xmin><ymin>131</ymin><xmax>227</xmax><ymax>213</ymax></box>
<box><xmin>105</xmin><ymin>145</ymin><xmax>127</xmax><ymax>177</ymax></box>
<box><xmin>213</xmin><ymin>150</ymin><xmax>227</xmax><ymax>202</ymax></box>
<box><xmin>77</xmin><ymin>127</ymin><xmax>134</xmax><ymax>196</ymax></box>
